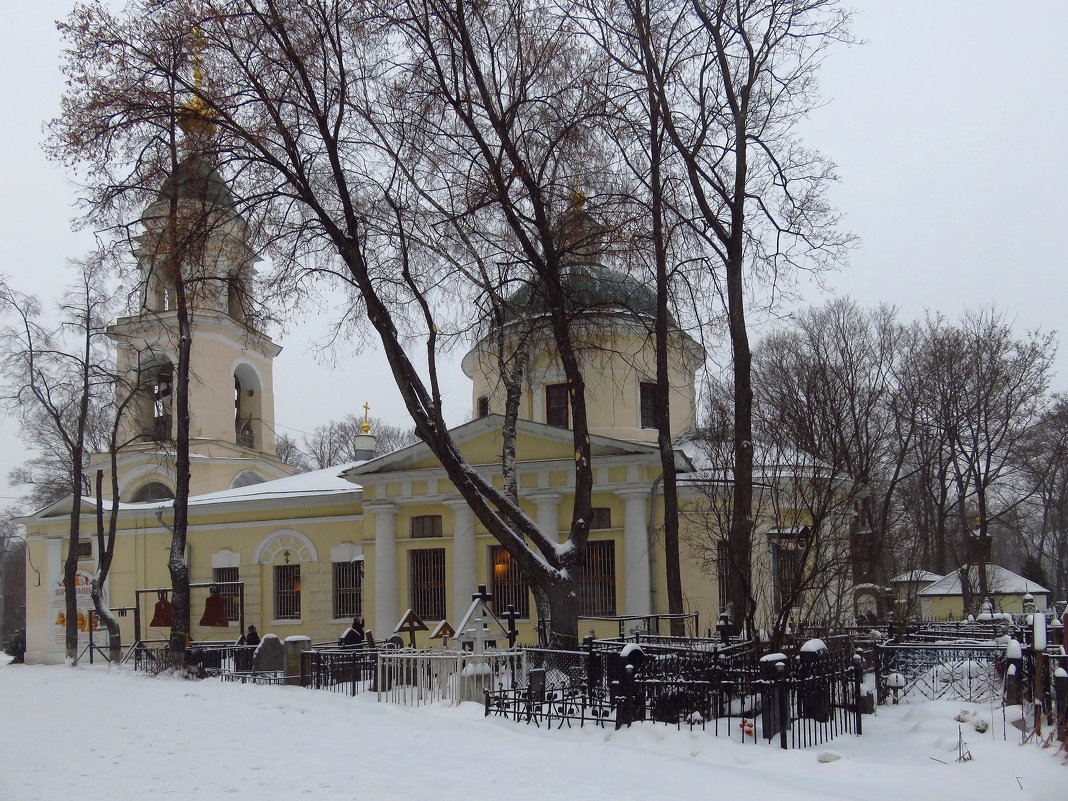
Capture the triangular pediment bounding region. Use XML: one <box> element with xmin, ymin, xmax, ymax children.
<box><xmin>344</xmin><ymin>415</ymin><xmax>664</xmax><ymax>478</ymax></box>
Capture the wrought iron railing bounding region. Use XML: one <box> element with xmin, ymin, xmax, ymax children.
<box><xmin>875</xmin><ymin>641</ymin><xmax>1005</xmax><ymax>704</ymax></box>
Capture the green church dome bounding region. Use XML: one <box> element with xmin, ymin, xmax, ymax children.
<box><xmin>157</xmin><ymin>155</ymin><xmax>236</xmax><ymax>210</ymax></box>
<box><xmin>502</xmin><ymin>263</ymin><xmax>660</xmax><ymax>323</ymax></box>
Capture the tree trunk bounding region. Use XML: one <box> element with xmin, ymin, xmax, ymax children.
<box><xmin>92</xmin><ymin>469</ymin><xmax>122</xmax><ymax>663</ymax></box>
<box><xmin>168</xmin><ymin>268</ymin><xmax>192</xmax><ymax>656</ymax></box>
<box><xmin>64</xmin><ymin>450</ymin><xmax>82</xmax><ymax>665</ymax></box>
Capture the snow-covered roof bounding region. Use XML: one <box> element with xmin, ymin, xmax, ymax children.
<box><xmin>891</xmin><ymin>570</ymin><xmax>944</xmax><ymax>584</ymax></box>
<box><xmin>184</xmin><ymin>461</ymin><xmax>365</xmax><ymax>506</ymax></box>
<box><xmin>19</xmin><ymin>461</ymin><xmax>365</xmax><ymax>522</ymax></box>
<box><xmin>918</xmin><ymin>565</ymin><xmax>1050</xmax><ymax>597</ymax></box>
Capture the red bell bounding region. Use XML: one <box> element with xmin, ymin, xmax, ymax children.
<box><xmin>199</xmin><ymin>591</ymin><xmax>229</xmax><ymax>628</ymax></box>
<box><xmin>149</xmin><ymin>596</ymin><xmax>173</xmax><ymax>628</ymax></box>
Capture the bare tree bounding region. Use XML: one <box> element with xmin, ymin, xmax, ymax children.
<box><xmin>1017</xmin><ymin>396</ymin><xmax>1068</xmax><ymax>599</ymax></box>
<box><xmin>0</xmin><ymin>262</ymin><xmax>117</xmax><ymax>663</ymax></box>
<box><xmin>52</xmin><ymin>0</ymin><xmax>634</xmax><ymax>645</ymax></box>
<box><xmin>301</xmin><ymin>415</ymin><xmax>419</xmax><ymax>469</ymax></box>
<box><xmin>753</xmin><ymin>299</ymin><xmax>915</xmax><ymax>615</ymax></box>
<box><xmin>598</xmin><ymin>0</ymin><xmax>854</xmax><ymax>634</ymax></box>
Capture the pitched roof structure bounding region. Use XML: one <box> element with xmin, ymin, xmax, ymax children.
<box><xmin>918</xmin><ymin>564</ymin><xmax>1049</xmax><ymax>597</ymax></box>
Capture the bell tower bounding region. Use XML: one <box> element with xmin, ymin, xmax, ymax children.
<box><xmin>101</xmin><ymin>64</ymin><xmax>290</xmax><ymax>501</ymax></box>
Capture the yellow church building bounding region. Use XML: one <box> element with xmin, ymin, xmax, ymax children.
<box><xmin>18</xmin><ymin>156</ymin><xmax>834</xmax><ymax>664</ymax></box>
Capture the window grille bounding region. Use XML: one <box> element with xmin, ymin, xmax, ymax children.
<box><xmin>212</xmin><ymin>567</ymin><xmax>240</xmax><ymax>622</ymax></box>
<box><xmin>274</xmin><ymin>564</ymin><xmax>301</xmax><ymax>620</ymax></box>
<box><xmin>490</xmin><ymin>546</ymin><xmax>529</xmax><ymax>618</ymax></box>
<box><xmin>545</xmin><ymin>383</ymin><xmax>569</xmax><ymax>428</ymax></box>
<box><xmin>410</xmin><ymin>548</ymin><xmax>446</xmax><ymax>621</ymax></box>
<box><xmin>590</xmin><ymin>507</ymin><xmax>612</xmax><ymax>530</ymax></box>
<box><xmin>76</xmin><ymin>540</ymin><xmax>93</xmax><ymax>560</ymax></box>
<box><xmin>640</xmin><ymin>381</ymin><xmax>660</xmax><ymax>429</ymax></box>
<box><xmin>131</xmin><ymin>481</ymin><xmax>173</xmax><ymax>503</ymax></box>
<box><xmin>716</xmin><ymin>540</ymin><xmax>730</xmax><ymax>613</ymax></box>
<box><xmin>776</xmin><ymin>545</ymin><xmax>806</xmax><ymax>608</ymax></box>
<box><xmin>410</xmin><ymin>515</ymin><xmax>443</xmax><ymax>539</ymax></box>
<box><xmin>578</xmin><ymin>540</ymin><xmax>616</xmax><ymax>616</ymax></box>
<box><xmin>333</xmin><ymin>560</ymin><xmax>364</xmax><ymax>619</ymax></box>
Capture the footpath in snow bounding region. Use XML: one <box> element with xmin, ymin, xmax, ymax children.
<box><xmin>0</xmin><ymin>659</ymin><xmax>1062</xmax><ymax>801</ymax></box>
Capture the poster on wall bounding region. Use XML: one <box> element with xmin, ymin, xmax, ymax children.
<box><xmin>49</xmin><ymin>569</ymin><xmax>105</xmax><ymax>647</ymax></box>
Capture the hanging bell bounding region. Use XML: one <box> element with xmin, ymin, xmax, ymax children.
<box><xmin>150</xmin><ymin>596</ymin><xmax>173</xmax><ymax>628</ymax></box>
<box><xmin>199</xmin><ymin>589</ymin><xmax>230</xmax><ymax>628</ymax></box>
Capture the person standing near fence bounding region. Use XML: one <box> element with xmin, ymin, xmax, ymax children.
<box><xmin>245</xmin><ymin>625</ymin><xmax>261</xmax><ymax>646</ymax></box>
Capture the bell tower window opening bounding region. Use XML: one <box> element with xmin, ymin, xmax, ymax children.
<box><xmin>477</xmin><ymin>395</ymin><xmax>489</xmax><ymax>418</ymax></box>
<box><xmin>233</xmin><ymin>364</ymin><xmax>263</xmax><ymax>451</ymax></box>
<box><xmin>149</xmin><ymin>364</ymin><xmax>174</xmax><ymax>441</ymax></box>
<box><xmin>545</xmin><ymin>383</ymin><xmax>569</xmax><ymax>428</ymax></box>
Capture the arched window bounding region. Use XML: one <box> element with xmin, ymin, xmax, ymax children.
<box><xmin>230</xmin><ymin>470</ymin><xmax>266</xmax><ymax>489</ymax></box>
<box><xmin>130</xmin><ymin>482</ymin><xmax>174</xmax><ymax>503</ymax></box>
<box><xmin>143</xmin><ymin>362</ymin><xmax>174</xmax><ymax>441</ymax></box>
<box><xmin>233</xmin><ymin>363</ymin><xmax>263</xmax><ymax>450</ymax></box>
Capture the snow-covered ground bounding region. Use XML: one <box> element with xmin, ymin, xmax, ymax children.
<box><xmin>0</xmin><ymin>658</ymin><xmax>1062</xmax><ymax>801</ymax></box>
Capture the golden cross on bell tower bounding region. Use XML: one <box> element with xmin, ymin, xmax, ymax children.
<box><xmin>361</xmin><ymin>402</ymin><xmax>371</xmax><ymax>434</ymax></box>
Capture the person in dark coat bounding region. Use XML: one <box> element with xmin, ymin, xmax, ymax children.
<box><xmin>341</xmin><ymin>616</ymin><xmax>365</xmax><ymax>646</ymax></box>
<box><xmin>245</xmin><ymin>625</ymin><xmax>261</xmax><ymax>646</ymax></box>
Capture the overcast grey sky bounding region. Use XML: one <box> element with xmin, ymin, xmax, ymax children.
<box><xmin>0</xmin><ymin>1</ymin><xmax>1065</xmax><ymax>506</ymax></box>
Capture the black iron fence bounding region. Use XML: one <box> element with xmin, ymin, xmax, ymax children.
<box><xmin>755</xmin><ymin>655</ymin><xmax>864</xmax><ymax>749</ymax></box>
<box><xmin>491</xmin><ymin>639</ymin><xmax>863</xmax><ymax>748</ymax></box>
<box><xmin>875</xmin><ymin>641</ymin><xmax>1004</xmax><ymax>704</ymax></box>
<box><xmin>300</xmin><ymin>646</ymin><xmax>379</xmax><ymax>695</ymax></box>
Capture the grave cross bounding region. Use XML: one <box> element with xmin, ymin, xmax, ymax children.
<box><xmin>472</xmin><ymin>584</ymin><xmax>493</xmax><ymax>603</ymax></box>
<box><xmin>501</xmin><ymin>604</ymin><xmax>520</xmax><ymax>648</ymax></box>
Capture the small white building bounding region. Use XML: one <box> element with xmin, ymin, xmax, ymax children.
<box><xmin>917</xmin><ymin>565</ymin><xmax>1050</xmax><ymax>618</ymax></box>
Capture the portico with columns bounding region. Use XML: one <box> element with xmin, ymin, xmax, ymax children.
<box><xmin>344</xmin><ymin>414</ymin><xmax>683</xmax><ymax>642</ymax></box>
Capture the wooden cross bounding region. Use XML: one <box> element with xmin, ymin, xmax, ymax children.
<box><xmin>472</xmin><ymin>584</ymin><xmax>493</xmax><ymax>603</ymax></box>
<box><xmin>393</xmin><ymin>608</ymin><xmax>429</xmax><ymax>648</ymax></box>
<box><xmin>429</xmin><ymin>620</ymin><xmax>455</xmax><ymax>641</ymax></box>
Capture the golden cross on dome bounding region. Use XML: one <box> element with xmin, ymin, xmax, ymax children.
<box><xmin>179</xmin><ymin>26</ymin><xmax>216</xmax><ymax>138</ymax></box>
<box><xmin>361</xmin><ymin>402</ymin><xmax>371</xmax><ymax>434</ymax></box>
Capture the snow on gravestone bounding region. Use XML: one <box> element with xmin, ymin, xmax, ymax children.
<box><xmin>253</xmin><ymin>633</ymin><xmax>284</xmax><ymax>672</ymax></box>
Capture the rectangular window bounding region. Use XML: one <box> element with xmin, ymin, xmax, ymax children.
<box><xmin>640</xmin><ymin>381</ymin><xmax>660</xmax><ymax>429</ymax></box>
<box><xmin>477</xmin><ymin>396</ymin><xmax>490</xmax><ymax>418</ymax></box>
<box><xmin>775</xmin><ymin>538</ymin><xmax>807</xmax><ymax>609</ymax></box>
<box><xmin>76</xmin><ymin>540</ymin><xmax>93</xmax><ymax>560</ymax></box>
<box><xmin>590</xmin><ymin>507</ymin><xmax>612</xmax><ymax>530</ymax></box>
<box><xmin>333</xmin><ymin>560</ymin><xmax>364</xmax><ymax>619</ymax></box>
<box><xmin>717</xmin><ymin>540</ymin><xmax>730</xmax><ymax>613</ymax></box>
<box><xmin>490</xmin><ymin>545</ymin><xmax>529</xmax><ymax>618</ymax></box>
<box><xmin>410</xmin><ymin>515</ymin><xmax>443</xmax><ymax>539</ymax></box>
<box><xmin>212</xmin><ymin>567</ymin><xmax>240</xmax><ymax>622</ymax></box>
<box><xmin>545</xmin><ymin>383</ymin><xmax>569</xmax><ymax>428</ymax></box>
<box><xmin>274</xmin><ymin>564</ymin><xmax>301</xmax><ymax>620</ymax></box>
<box><xmin>410</xmin><ymin>548</ymin><xmax>447</xmax><ymax>621</ymax></box>
<box><xmin>578</xmin><ymin>540</ymin><xmax>616</xmax><ymax>616</ymax></box>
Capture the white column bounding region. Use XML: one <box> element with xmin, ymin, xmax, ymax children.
<box><xmin>618</xmin><ymin>489</ymin><xmax>651</xmax><ymax>617</ymax></box>
<box><xmin>369</xmin><ymin>502</ymin><xmax>398</xmax><ymax>638</ymax></box>
<box><xmin>530</xmin><ymin>494</ymin><xmax>562</xmax><ymax>542</ymax></box>
<box><xmin>447</xmin><ymin>500</ymin><xmax>477</xmax><ymax>622</ymax></box>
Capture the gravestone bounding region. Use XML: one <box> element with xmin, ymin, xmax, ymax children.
<box><xmin>284</xmin><ymin>635</ymin><xmax>312</xmax><ymax>685</ymax></box>
<box><xmin>253</xmin><ymin>633</ymin><xmax>284</xmax><ymax>673</ymax></box>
